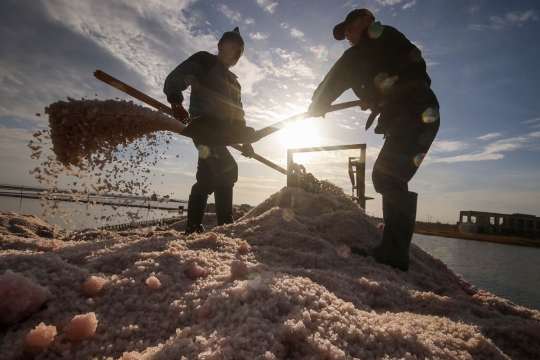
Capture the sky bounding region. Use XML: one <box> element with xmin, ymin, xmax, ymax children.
<box><xmin>1</xmin><ymin>0</ymin><xmax>540</xmax><ymax>224</ymax></box>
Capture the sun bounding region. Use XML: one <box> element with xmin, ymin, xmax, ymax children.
<box><xmin>277</xmin><ymin>119</ymin><xmax>322</xmax><ymax>149</ymax></box>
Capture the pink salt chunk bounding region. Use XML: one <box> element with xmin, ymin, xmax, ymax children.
<box><xmin>230</xmin><ymin>260</ymin><xmax>249</xmax><ymax>279</ymax></box>
<box><xmin>63</xmin><ymin>312</ymin><xmax>98</xmax><ymax>341</ymax></box>
<box><xmin>207</xmin><ymin>232</ymin><xmax>218</xmax><ymax>241</ymax></box>
<box><xmin>82</xmin><ymin>276</ymin><xmax>106</xmax><ymax>297</ymax></box>
<box><xmin>238</xmin><ymin>241</ymin><xmax>250</xmax><ymax>253</ymax></box>
<box><xmin>145</xmin><ymin>276</ymin><xmax>162</xmax><ymax>290</ymax></box>
<box><xmin>26</xmin><ymin>322</ymin><xmax>57</xmax><ymax>347</ymax></box>
<box><xmin>0</xmin><ymin>270</ymin><xmax>50</xmax><ymax>326</ymax></box>
<box><xmin>186</xmin><ymin>262</ymin><xmax>204</xmax><ymax>280</ymax></box>
<box><xmin>121</xmin><ymin>352</ymin><xmax>143</xmax><ymax>360</ymax></box>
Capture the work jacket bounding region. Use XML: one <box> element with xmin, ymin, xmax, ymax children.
<box><xmin>164</xmin><ymin>51</ymin><xmax>246</xmax><ymax>126</ymax></box>
<box><xmin>311</xmin><ymin>22</ymin><xmax>438</xmax><ymax>133</ymax></box>
<box><xmin>164</xmin><ymin>52</ymin><xmax>256</xmax><ymax>145</ymax></box>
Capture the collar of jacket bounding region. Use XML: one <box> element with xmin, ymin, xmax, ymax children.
<box><xmin>215</xmin><ymin>59</ymin><xmax>239</xmax><ymax>80</ymax></box>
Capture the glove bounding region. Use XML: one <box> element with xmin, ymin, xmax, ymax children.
<box><xmin>171</xmin><ymin>103</ymin><xmax>189</xmax><ymax>124</ymax></box>
<box><xmin>307</xmin><ymin>102</ymin><xmax>328</xmax><ymax>118</ymax></box>
<box><xmin>240</xmin><ymin>144</ymin><xmax>255</xmax><ymax>158</ymax></box>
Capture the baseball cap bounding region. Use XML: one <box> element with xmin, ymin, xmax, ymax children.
<box><xmin>333</xmin><ymin>9</ymin><xmax>375</xmax><ymax>40</ymax></box>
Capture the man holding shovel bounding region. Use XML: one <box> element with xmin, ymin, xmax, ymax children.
<box><xmin>308</xmin><ymin>9</ymin><xmax>440</xmax><ymax>271</ymax></box>
<box><xmin>163</xmin><ymin>27</ymin><xmax>256</xmax><ymax>235</ymax></box>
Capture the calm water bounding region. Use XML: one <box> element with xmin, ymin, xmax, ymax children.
<box><xmin>413</xmin><ymin>234</ymin><xmax>540</xmax><ymax>311</ymax></box>
<box><xmin>0</xmin><ymin>197</ymin><xmax>181</xmax><ymax>230</ymax></box>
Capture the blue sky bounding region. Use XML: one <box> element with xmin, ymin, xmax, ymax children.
<box><xmin>1</xmin><ymin>0</ymin><xmax>539</xmax><ymax>224</ymax></box>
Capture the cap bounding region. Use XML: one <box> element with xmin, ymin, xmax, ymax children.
<box><xmin>218</xmin><ymin>27</ymin><xmax>244</xmax><ymax>46</ymax></box>
<box><xmin>333</xmin><ymin>9</ymin><xmax>374</xmax><ymax>40</ymax></box>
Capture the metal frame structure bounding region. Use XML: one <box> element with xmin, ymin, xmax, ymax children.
<box><xmin>287</xmin><ymin>144</ymin><xmax>370</xmax><ymax>209</ymax></box>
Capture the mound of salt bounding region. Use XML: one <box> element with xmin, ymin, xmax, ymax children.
<box><xmin>0</xmin><ymin>187</ymin><xmax>539</xmax><ymax>359</ymax></box>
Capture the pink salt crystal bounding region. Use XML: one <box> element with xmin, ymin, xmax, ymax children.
<box><xmin>186</xmin><ymin>262</ymin><xmax>204</xmax><ymax>280</ymax></box>
<box><xmin>230</xmin><ymin>260</ymin><xmax>249</xmax><ymax>279</ymax></box>
<box><xmin>37</xmin><ymin>245</ymin><xmax>54</xmax><ymax>252</ymax></box>
<box><xmin>198</xmin><ymin>303</ymin><xmax>213</xmax><ymax>319</ymax></box>
<box><xmin>0</xmin><ymin>270</ymin><xmax>51</xmax><ymax>326</ymax></box>
<box><xmin>207</xmin><ymin>232</ymin><xmax>218</xmax><ymax>241</ymax></box>
<box><xmin>121</xmin><ymin>352</ymin><xmax>143</xmax><ymax>360</ymax></box>
<box><xmin>26</xmin><ymin>322</ymin><xmax>57</xmax><ymax>347</ymax></box>
<box><xmin>238</xmin><ymin>241</ymin><xmax>250</xmax><ymax>253</ymax></box>
<box><xmin>63</xmin><ymin>312</ymin><xmax>98</xmax><ymax>341</ymax></box>
<box><xmin>82</xmin><ymin>276</ymin><xmax>106</xmax><ymax>297</ymax></box>
<box><xmin>145</xmin><ymin>276</ymin><xmax>162</xmax><ymax>290</ymax></box>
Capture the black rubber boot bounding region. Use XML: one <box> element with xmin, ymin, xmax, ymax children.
<box><xmin>215</xmin><ymin>186</ymin><xmax>234</xmax><ymax>226</ymax></box>
<box><xmin>184</xmin><ymin>194</ymin><xmax>208</xmax><ymax>235</ymax></box>
<box><xmin>352</xmin><ymin>191</ymin><xmax>417</xmax><ymax>271</ymax></box>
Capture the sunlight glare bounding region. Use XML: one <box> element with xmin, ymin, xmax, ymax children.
<box><xmin>278</xmin><ymin>119</ymin><xmax>323</xmax><ymax>149</ymax></box>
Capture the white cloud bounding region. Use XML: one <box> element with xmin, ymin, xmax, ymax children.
<box><xmin>249</xmin><ymin>32</ymin><xmax>269</xmax><ymax>40</ymax></box>
<box><xmin>522</xmin><ymin>117</ymin><xmax>540</xmax><ymax>124</ymax></box>
<box><xmin>477</xmin><ymin>132</ymin><xmax>502</xmax><ymax>141</ymax></box>
<box><xmin>376</xmin><ymin>0</ymin><xmax>403</xmax><ymax>6</ymax></box>
<box><xmin>217</xmin><ymin>4</ymin><xmax>242</xmax><ymax>23</ymax></box>
<box><xmin>402</xmin><ymin>0</ymin><xmax>416</xmax><ymax>10</ymax></box>
<box><xmin>245</xmin><ymin>18</ymin><xmax>255</xmax><ymax>25</ymax></box>
<box><xmin>430</xmin><ymin>140</ymin><xmax>467</xmax><ymax>153</ymax></box>
<box><xmin>431</xmin><ymin>134</ymin><xmax>537</xmax><ymax>163</ymax></box>
<box><xmin>290</xmin><ymin>28</ymin><xmax>305</xmax><ymax>39</ymax></box>
<box><xmin>256</xmin><ymin>0</ymin><xmax>278</xmax><ymax>14</ymax></box>
<box><xmin>280</xmin><ymin>23</ymin><xmax>289</xmax><ymax>29</ymax></box>
<box><xmin>469</xmin><ymin>9</ymin><xmax>538</xmax><ymax>31</ymax></box>
<box><xmin>266</xmin><ymin>48</ymin><xmax>316</xmax><ymax>79</ymax></box>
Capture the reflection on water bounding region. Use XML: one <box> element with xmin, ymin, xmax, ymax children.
<box><xmin>0</xmin><ymin>197</ymin><xmax>181</xmax><ymax>230</ymax></box>
<box><xmin>413</xmin><ymin>234</ymin><xmax>540</xmax><ymax>311</ymax></box>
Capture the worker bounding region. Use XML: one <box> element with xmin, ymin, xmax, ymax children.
<box><xmin>308</xmin><ymin>9</ymin><xmax>440</xmax><ymax>271</ymax></box>
<box><xmin>163</xmin><ymin>27</ymin><xmax>256</xmax><ymax>235</ymax></box>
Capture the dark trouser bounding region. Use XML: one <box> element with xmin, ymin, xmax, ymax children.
<box><xmin>185</xmin><ymin>142</ymin><xmax>238</xmax><ymax>234</ymax></box>
<box><xmin>370</xmin><ymin>104</ymin><xmax>440</xmax><ymax>270</ymax></box>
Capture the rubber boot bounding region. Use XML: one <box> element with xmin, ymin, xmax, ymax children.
<box><xmin>352</xmin><ymin>191</ymin><xmax>417</xmax><ymax>271</ymax></box>
<box><xmin>184</xmin><ymin>194</ymin><xmax>208</xmax><ymax>235</ymax></box>
<box><xmin>215</xmin><ymin>186</ymin><xmax>234</xmax><ymax>226</ymax></box>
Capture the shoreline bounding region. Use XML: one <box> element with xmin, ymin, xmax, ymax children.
<box><xmin>414</xmin><ymin>222</ymin><xmax>540</xmax><ymax>248</ymax></box>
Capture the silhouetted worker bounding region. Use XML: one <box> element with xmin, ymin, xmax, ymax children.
<box><xmin>308</xmin><ymin>9</ymin><xmax>440</xmax><ymax>271</ymax></box>
<box><xmin>163</xmin><ymin>27</ymin><xmax>256</xmax><ymax>235</ymax></box>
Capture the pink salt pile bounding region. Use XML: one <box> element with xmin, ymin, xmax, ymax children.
<box><xmin>0</xmin><ymin>270</ymin><xmax>51</xmax><ymax>326</ymax></box>
<box><xmin>44</xmin><ymin>98</ymin><xmax>184</xmax><ymax>168</ymax></box>
<box><xmin>63</xmin><ymin>312</ymin><xmax>99</xmax><ymax>341</ymax></box>
<box><xmin>26</xmin><ymin>322</ymin><xmax>57</xmax><ymax>347</ymax></box>
<box><xmin>82</xmin><ymin>276</ymin><xmax>107</xmax><ymax>297</ymax></box>
<box><xmin>28</xmin><ymin>98</ymin><xmax>186</xmax><ymax>225</ymax></box>
<box><xmin>0</xmin><ymin>188</ymin><xmax>539</xmax><ymax>359</ymax></box>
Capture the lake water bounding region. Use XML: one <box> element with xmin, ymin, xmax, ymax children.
<box><xmin>412</xmin><ymin>233</ymin><xmax>540</xmax><ymax>311</ymax></box>
<box><xmin>0</xmin><ymin>196</ymin><xmax>182</xmax><ymax>230</ymax></box>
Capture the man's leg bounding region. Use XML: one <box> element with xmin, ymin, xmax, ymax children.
<box><xmin>353</xmin><ymin>106</ymin><xmax>439</xmax><ymax>270</ymax></box>
<box><xmin>207</xmin><ymin>146</ymin><xmax>238</xmax><ymax>226</ymax></box>
<box><xmin>185</xmin><ymin>145</ymin><xmax>215</xmax><ymax>235</ymax></box>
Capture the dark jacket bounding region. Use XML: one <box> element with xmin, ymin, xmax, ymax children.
<box><xmin>164</xmin><ymin>51</ymin><xmax>257</xmax><ymax>145</ymax></box>
<box><xmin>163</xmin><ymin>51</ymin><xmax>246</xmax><ymax>125</ymax></box>
<box><xmin>311</xmin><ymin>22</ymin><xmax>438</xmax><ymax>131</ymax></box>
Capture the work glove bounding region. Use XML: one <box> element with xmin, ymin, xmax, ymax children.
<box><xmin>307</xmin><ymin>102</ymin><xmax>328</xmax><ymax>118</ymax></box>
<box><xmin>171</xmin><ymin>103</ymin><xmax>190</xmax><ymax>124</ymax></box>
<box><xmin>240</xmin><ymin>143</ymin><xmax>255</xmax><ymax>158</ymax></box>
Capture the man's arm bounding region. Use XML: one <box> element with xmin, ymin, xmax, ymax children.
<box><xmin>308</xmin><ymin>52</ymin><xmax>354</xmax><ymax>117</ymax></box>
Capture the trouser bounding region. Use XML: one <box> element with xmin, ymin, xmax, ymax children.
<box><xmin>187</xmin><ymin>141</ymin><xmax>238</xmax><ymax>228</ymax></box>
<box><xmin>370</xmin><ymin>105</ymin><xmax>439</xmax><ymax>270</ymax></box>
<box><xmin>372</xmin><ymin>104</ymin><xmax>440</xmax><ymax>196</ymax></box>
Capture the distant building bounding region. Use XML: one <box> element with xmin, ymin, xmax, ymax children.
<box><xmin>459</xmin><ymin>211</ymin><xmax>540</xmax><ymax>238</ymax></box>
